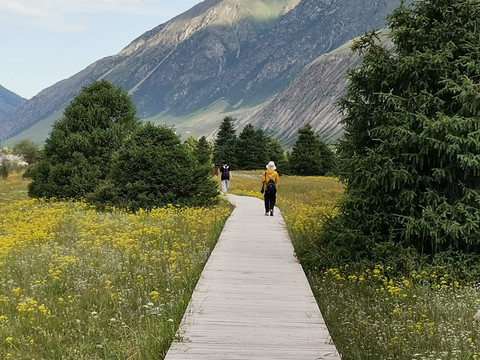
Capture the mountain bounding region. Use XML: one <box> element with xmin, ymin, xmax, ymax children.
<box><xmin>237</xmin><ymin>31</ymin><xmax>393</xmax><ymax>147</ymax></box>
<box><xmin>0</xmin><ymin>85</ymin><xmax>26</xmax><ymax>124</ymax></box>
<box><xmin>237</xmin><ymin>40</ymin><xmax>361</xmax><ymax>147</ymax></box>
<box><xmin>0</xmin><ymin>0</ymin><xmax>405</xmax><ymax>145</ymax></box>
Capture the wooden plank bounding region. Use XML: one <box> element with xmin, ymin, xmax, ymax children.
<box><xmin>164</xmin><ymin>195</ymin><xmax>341</xmax><ymax>359</ymax></box>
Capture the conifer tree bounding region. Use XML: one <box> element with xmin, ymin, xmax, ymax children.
<box><xmin>266</xmin><ymin>136</ymin><xmax>288</xmax><ymax>173</ymax></box>
<box><xmin>184</xmin><ymin>136</ymin><xmax>199</xmax><ymax>153</ymax></box>
<box><xmin>236</xmin><ymin>124</ymin><xmax>268</xmax><ymax>170</ymax></box>
<box><xmin>289</xmin><ymin>124</ymin><xmax>335</xmax><ymax>176</ymax></box>
<box><xmin>194</xmin><ymin>136</ymin><xmax>213</xmax><ymax>166</ymax></box>
<box><xmin>326</xmin><ymin>0</ymin><xmax>480</xmax><ymax>261</ymax></box>
<box><xmin>27</xmin><ymin>80</ymin><xmax>140</xmax><ymax>199</ymax></box>
<box><xmin>213</xmin><ymin>116</ymin><xmax>237</xmax><ymax>168</ymax></box>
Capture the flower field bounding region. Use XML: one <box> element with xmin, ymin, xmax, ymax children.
<box><xmin>0</xmin><ymin>174</ymin><xmax>232</xmax><ymax>359</ymax></box>
<box><xmin>315</xmin><ymin>265</ymin><xmax>480</xmax><ymax>359</ymax></box>
<box><xmin>230</xmin><ymin>171</ymin><xmax>480</xmax><ymax>360</ymax></box>
<box><xmin>3</xmin><ymin>170</ymin><xmax>480</xmax><ymax>359</ymax></box>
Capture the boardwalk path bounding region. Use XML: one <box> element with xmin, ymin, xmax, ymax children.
<box><xmin>164</xmin><ymin>194</ymin><xmax>341</xmax><ymax>359</ymax></box>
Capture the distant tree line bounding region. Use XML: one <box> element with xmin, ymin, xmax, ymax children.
<box><xmin>212</xmin><ymin>116</ymin><xmax>336</xmax><ymax>176</ymax></box>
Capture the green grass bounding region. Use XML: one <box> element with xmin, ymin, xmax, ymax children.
<box><xmin>229</xmin><ymin>170</ymin><xmax>480</xmax><ymax>360</ymax></box>
<box><xmin>0</xmin><ymin>173</ymin><xmax>30</xmax><ymax>203</ymax></box>
<box><xmin>0</xmin><ymin>173</ymin><xmax>233</xmax><ymax>359</ymax></box>
<box><xmin>314</xmin><ymin>266</ymin><xmax>480</xmax><ymax>359</ymax></box>
<box><xmin>4</xmin><ymin>171</ymin><xmax>480</xmax><ymax>359</ymax></box>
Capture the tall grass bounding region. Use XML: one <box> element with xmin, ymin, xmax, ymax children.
<box><xmin>229</xmin><ymin>170</ymin><xmax>480</xmax><ymax>360</ymax></box>
<box><xmin>4</xmin><ymin>170</ymin><xmax>480</xmax><ymax>358</ymax></box>
<box><xmin>0</xmin><ymin>173</ymin><xmax>29</xmax><ymax>203</ymax></box>
<box><xmin>315</xmin><ymin>266</ymin><xmax>480</xmax><ymax>359</ymax></box>
<box><xmin>0</xmin><ymin>173</ymin><xmax>232</xmax><ymax>359</ymax></box>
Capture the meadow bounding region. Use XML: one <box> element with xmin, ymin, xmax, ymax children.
<box><xmin>230</xmin><ymin>171</ymin><xmax>480</xmax><ymax>360</ymax></box>
<box><xmin>0</xmin><ymin>173</ymin><xmax>232</xmax><ymax>359</ymax></box>
<box><xmin>2</xmin><ymin>171</ymin><xmax>480</xmax><ymax>359</ymax></box>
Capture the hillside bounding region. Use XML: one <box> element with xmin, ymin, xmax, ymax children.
<box><xmin>237</xmin><ymin>41</ymin><xmax>361</xmax><ymax>146</ymax></box>
<box><xmin>0</xmin><ymin>0</ymin><xmax>406</xmax><ymax>145</ymax></box>
<box><xmin>0</xmin><ymin>85</ymin><xmax>25</xmax><ymax>123</ymax></box>
<box><xmin>237</xmin><ymin>31</ymin><xmax>393</xmax><ymax>146</ymax></box>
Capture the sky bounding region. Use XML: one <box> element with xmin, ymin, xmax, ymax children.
<box><xmin>0</xmin><ymin>0</ymin><xmax>201</xmax><ymax>99</ymax></box>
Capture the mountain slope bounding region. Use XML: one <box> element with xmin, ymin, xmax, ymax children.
<box><xmin>1</xmin><ymin>0</ymin><xmax>405</xmax><ymax>145</ymax></box>
<box><xmin>235</xmin><ymin>31</ymin><xmax>393</xmax><ymax>146</ymax></box>
<box><xmin>237</xmin><ymin>41</ymin><xmax>361</xmax><ymax>146</ymax></box>
<box><xmin>0</xmin><ymin>85</ymin><xmax>25</xmax><ymax>123</ymax></box>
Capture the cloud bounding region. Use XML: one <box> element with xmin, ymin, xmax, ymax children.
<box><xmin>0</xmin><ymin>0</ymin><xmax>167</xmax><ymax>31</ymax></box>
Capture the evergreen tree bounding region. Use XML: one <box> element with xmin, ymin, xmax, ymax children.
<box><xmin>289</xmin><ymin>124</ymin><xmax>335</xmax><ymax>176</ymax></box>
<box><xmin>236</xmin><ymin>124</ymin><xmax>268</xmax><ymax>169</ymax></box>
<box><xmin>266</xmin><ymin>136</ymin><xmax>288</xmax><ymax>173</ymax></box>
<box><xmin>26</xmin><ymin>80</ymin><xmax>140</xmax><ymax>199</ymax></box>
<box><xmin>89</xmin><ymin>123</ymin><xmax>218</xmax><ymax>211</ymax></box>
<box><xmin>194</xmin><ymin>136</ymin><xmax>213</xmax><ymax>166</ymax></box>
<box><xmin>325</xmin><ymin>0</ymin><xmax>480</xmax><ymax>263</ymax></box>
<box><xmin>213</xmin><ymin>116</ymin><xmax>237</xmax><ymax>168</ymax></box>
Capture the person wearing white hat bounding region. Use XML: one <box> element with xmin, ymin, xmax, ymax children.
<box><xmin>261</xmin><ymin>161</ymin><xmax>279</xmax><ymax>216</ymax></box>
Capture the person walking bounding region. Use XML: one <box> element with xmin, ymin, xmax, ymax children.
<box><xmin>261</xmin><ymin>161</ymin><xmax>279</xmax><ymax>216</ymax></box>
<box><xmin>220</xmin><ymin>163</ymin><xmax>231</xmax><ymax>193</ymax></box>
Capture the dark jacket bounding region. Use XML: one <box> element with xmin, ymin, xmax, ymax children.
<box><xmin>220</xmin><ymin>166</ymin><xmax>230</xmax><ymax>180</ymax></box>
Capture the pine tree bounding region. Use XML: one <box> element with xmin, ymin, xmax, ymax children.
<box><xmin>213</xmin><ymin>116</ymin><xmax>237</xmax><ymax>168</ymax></box>
<box><xmin>289</xmin><ymin>124</ymin><xmax>335</xmax><ymax>176</ymax></box>
<box><xmin>26</xmin><ymin>80</ymin><xmax>140</xmax><ymax>199</ymax></box>
<box><xmin>194</xmin><ymin>136</ymin><xmax>213</xmax><ymax>166</ymax></box>
<box><xmin>236</xmin><ymin>124</ymin><xmax>268</xmax><ymax>169</ymax></box>
<box><xmin>327</xmin><ymin>0</ymin><xmax>480</xmax><ymax>261</ymax></box>
<box><xmin>266</xmin><ymin>136</ymin><xmax>288</xmax><ymax>173</ymax></box>
<box><xmin>184</xmin><ymin>136</ymin><xmax>199</xmax><ymax>153</ymax></box>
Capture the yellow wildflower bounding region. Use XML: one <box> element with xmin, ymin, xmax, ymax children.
<box><xmin>149</xmin><ymin>291</ymin><xmax>160</xmax><ymax>300</ymax></box>
<box><xmin>11</xmin><ymin>287</ymin><xmax>21</xmax><ymax>295</ymax></box>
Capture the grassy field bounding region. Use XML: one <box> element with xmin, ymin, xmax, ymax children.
<box><xmin>0</xmin><ymin>173</ymin><xmax>232</xmax><ymax>358</ymax></box>
<box><xmin>2</xmin><ymin>171</ymin><xmax>480</xmax><ymax>359</ymax></box>
<box><xmin>229</xmin><ymin>170</ymin><xmax>480</xmax><ymax>360</ymax></box>
<box><xmin>0</xmin><ymin>173</ymin><xmax>30</xmax><ymax>203</ymax></box>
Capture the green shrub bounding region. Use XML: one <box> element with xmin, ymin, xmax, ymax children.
<box><xmin>89</xmin><ymin>123</ymin><xmax>218</xmax><ymax>211</ymax></box>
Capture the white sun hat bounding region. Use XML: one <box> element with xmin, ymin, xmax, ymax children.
<box><xmin>266</xmin><ymin>161</ymin><xmax>276</xmax><ymax>170</ymax></box>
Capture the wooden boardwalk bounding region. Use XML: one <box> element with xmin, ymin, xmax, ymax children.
<box><xmin>164</xmin><ymin>194</ymin><xmax>340</xmax><ymax>359</ymax></box>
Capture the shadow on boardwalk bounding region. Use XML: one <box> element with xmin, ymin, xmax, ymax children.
<box><xmin>164</xmin><ymin>194</ymin><xmax>341</xmax><ymax>359</ymax></box>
